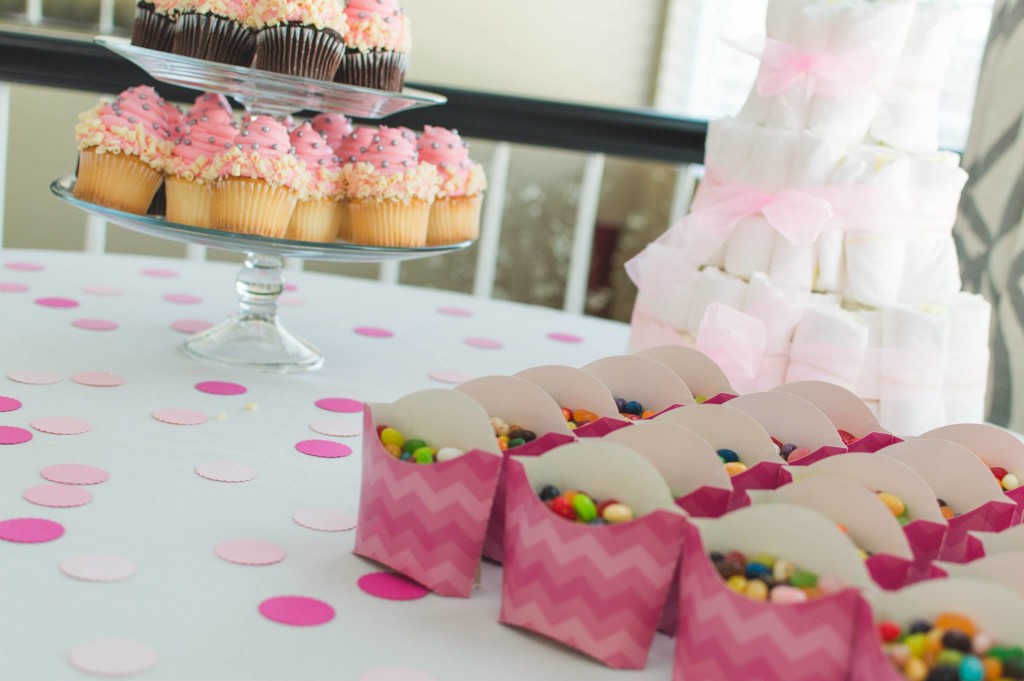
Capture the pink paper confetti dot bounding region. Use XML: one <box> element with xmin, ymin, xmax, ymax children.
<box><xmin>195</xmin><ymin>380</ymin><xmax>247</xmax><ymax>396</ymax></box>
<box><xmin>361</xmin><ymin>668</ymin><xmax>439</xmax><ymax>681</ymax></box>
<box><xmin>437</xmin><ymin>306</ymin><xmax>474</xmax><ymax>317</ymax></box>
<box><xmin>41</xmin><ymin>464</ymin><xmax>109</xmax><ymax>485</ymax></box>
<box><xmin>152</xmin><ymin>408</ymin><xmax>208</xmax><ymax>425</ymax></box>
<box><xmin>142</xmin><ymin>268</ymin><xmax>178</xmax><ymax>278</ymax></box>
<box><xmin>215</xmin><ymin>539</ymin><xmax>286</xmax><ymax>566</ymax></box>
<box><xmin>292</xmin><ymin>509</ymin><xmax>356</xmax><ymax>532</ymax></box>
<box><xmin>69</xmin><ymin>639</ymin><xmax>155</xmax><ymax>677</ymax></box>
<box><xmin>259</xmin><ymin>596</ymin><xmax>335</xmax><ymax>626</ymax></box>
<box><xmin>354</xmin><ymin>326</ymin><xmax>394</xmax><ymax>339</ymax></box>
<box><xmin>309</xmin><ymin>419</ymin><xmax>361</xmax><ymax>437</ymax></box>
<box><xmin>358</xmin><ymin>572</ymin><xmax>429</xmax><ymax>601</ymax></box>
<box><xmin>73</xmin><ymin>318</ymin><xmax>119</xmax><ymax>331</ymax></box>
<box><xmin>196</xmin><ymin>462</ymin><xmax>257</xmax><ymax>483</ymax></box>
<box><xmin>0</xmin><ymin>282</ymin><xmax>29</xmax><ymax>293</ymax></box>
<box><xmin>0</xmin><ymin>517</ymin><xmax>64</xmax><ymax>543</ymax></box>
<box><xmin>82</xmin><ymin>285</ymin><xmax>123</xmax><ymax>296</ymax></box>
<box><xmin>4</xmin><ymin>261</ymin><xmax>43</xmax><ymax>271</ymax></box>
<box><xmin>0</xmin><ymin>426</ymin><xmax>33</xmax><ymax>445</ymax></box>
<box><xmin>61</xmin><ymin>554</ymin><xmax>137</xmax><ymax>582</ymax></box>
<box><xmin>7</xmin><ymin>370</ymin><xmax>61</xmax><ymax>385</ymax></box>
<box><xmin>278</xmin><ymin>295</ymin><xmax>305</xmax><ymax>307</ymax></box>
<box><xmin>0</xmin><ymin>396</ymin><xmax>22</xmax><ymax>412</ymax></box>
<box><xmin>35</xmin><ymin>297</ymin><xmax>79</xmax><ymax>308</ymax></box>
<box><xmin>295</xmin><ymin>439</ymin><xmax>352</xmax><ymax>459</ymax></box>
<box><xmin>171</xmin><ymin>319</ymin><xmax>214</xmax><ymax>334</ymax></box>
<box><xmin>24</xmin><ymin>484</ymin><xmax>93</xmax><ymax>508</ymax></box>
<box><xmin>284</xmin><ymin>282</ymin><xmax>298</xmax><ymax>292</ymax></box>
<box><xmin>547</xmin><ymin>332</ymin><xmax>584</xmax><ymax>344</ymax></box>
<box><xmin>315</xmin><ymin>397</ymin><xmax>363</xmax><ymax>413</ymax></box>
<box><xmin>162</xmin><ymin>293</ymin><xmax>202</xmax><ymax>305</ymax></box>
<box><xmin>72</xmin><ymin>371</ymin><xmax>125</xmax><ymax>388</ymax></box>
<box><xmin>464</xmin><ymin>337</ymin><xmax>504</xmax><ymax>350</ymax></box>
<box><xmin>428</xmin><ymin>370</ymin><xmax>473</xmax><ymax>385</ymax></box>
<box><xmin>31</xmin><ymin>416</ymin><xmax>92</xmax><ymax>436</ymax></box>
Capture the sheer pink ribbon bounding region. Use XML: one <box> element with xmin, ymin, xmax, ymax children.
<box><xmin>695</xmin><ymin>303</ymin><xmax>766</xmax><ymax>380</ymax></box>
<box><xmin>730</xmin><ymin>37</ymin><xmax>882</xmax><ymax>99</ymax></box>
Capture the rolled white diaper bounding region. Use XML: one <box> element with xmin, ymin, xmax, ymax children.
<box><xmin>878</xmin><ymin>304</ymin><xmax>950</xmax><ymax>435</ymax></box>
<box><xmin>786</xmin><ymin>301</ymin><xmax>869</xmax><ymax>391</ymax></box>
<box><xmin>944</xmin><ymin>293</ymin><xmax>992</xmax><ymax>424</ymax></box>
<box><xmin>686</xmin><ymin>267</ymin><xmax>748</xmax><ymax>337</ymax></box>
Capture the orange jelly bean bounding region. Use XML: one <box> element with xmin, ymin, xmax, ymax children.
<box><xmin>641</xmin><ymin>410</ymin><xmax>656</xmax><ymax>419</ymax></box>
<box><xmin>572</xmin><ymin>409</ymin><xmax>598</xmax><ymax>424</ymax></box>
<box><xmin>983</xmin><ymin>656</ymin><xmax>1002</xmax><ymax>680</ymax></box>
<box><xmin>935</xmin><ymin>612</ymin><xmax>977</xmax><ymax>637</ymax></box>
<box><xmin>384</xmin><ymin>443</ymin><xmax>402</xmax><ymax>458</ymax></box>
<box><xmin>940</xmin><ymin>505</ymin><xmax>956</xmax><ymax>520</ymax></box>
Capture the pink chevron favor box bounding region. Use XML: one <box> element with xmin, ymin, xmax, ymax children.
<box><xmin>773</xmin><ymin>381</ymin><xmax>898</xmax><ymax>453</ymax></box>
<box><xmin>878</xmin><ymin>439</ymin><xmax>1017</xmax><ymax>563</ymax></box>
<box><xmin>499</xmin><ymin>441</ymin><xmax>688</xmax><ymax>669</ymax></box>
<box><xmin>674</xmin><ymin>504</ymin><xmax>878</xmax><ymax>681</ymax></box>
<box><xmin>790</xmin><ymin>453</ymin><xmax>949</xmax><ymax>566</ymax></box>
<box><xmin>515</xmin><ymin>364</ymin><xmax>629</xmax><ymax>439</ymax></box>
<box><xmin>726</xmin><ymin>391</ymin><xmax>848</xmax><ymax>467</ymax></box>
<box><xmin>354</xmin><ymin>390</ymin><xmax>502</xmax><ymax>598</ymax></box>
<box><xmin>633</xmin><ymin>345</ymin><xmax>735</xmax><ymax>405</ymax></box>
<box><xmin>582</xmin><ymin>354</ymin><xmax>696</xmax><ymax>415</ymax></box>
<box><xmin>455</xmin><ymin>375</ymin><xmax>577</xmax><ymax>564</ymax></box>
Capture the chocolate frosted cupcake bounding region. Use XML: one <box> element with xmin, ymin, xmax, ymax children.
<box><xmin>172</xmin><ymin>0</ymin><xmax>257</xmax><ymax>66</ymax></box>
<box><xmin>252</xmin><ymin>0</ymin><xmax>348</xmax><ymax>81</ymax></box>
<box><xmin>335</xmin><ymin>0</ymin><xmax>410</xmax><ymax>92</ymax></box>
<box><xmin>131</xmin><ymin>0</ymin><xmax>181</xmax><ymax>52</ymax></box>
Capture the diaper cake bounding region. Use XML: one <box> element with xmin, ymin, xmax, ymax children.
<box><xmin>627</xmin><ymin>0</ymin><xmax>991</xmax><ymax>435</ymax></box>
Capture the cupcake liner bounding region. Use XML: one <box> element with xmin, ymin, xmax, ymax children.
<box><xmin>173</xmin><ymin>12</ymin><xmax>256</xmax><ymax>67</ymax></box>
<box><xmin>427</xmin><ymin>194</ymin><xmax>483</xmax><ymax>245</ymax></box>
<box><xmin>166</xmin><ymin>176</ymin><xmax>212</xmax><ymax>228</ymax></box>
<box><xmin>255</xmin><ymin>25</ymin><xmax>345</xmax><ymax>81</ymax></box>
<box><xmin>286</xmin><ymin>198</ymin><xmax>343</xmax><ymax>242</ymax></box>
<box><xmin>335</xmin><ymin>49</ymin><xmax>408</xmax><ymax>92</ymax></box>
<box><xmin>75</xmin><ymin>150</ymin><xmax>163</xmax><ymax>215</ymax></box>
<box><xmin>147</xmin><ymin>181</ymin><xmax>166</xmax><ymax>216</ymax></box>
<box><xmin>349</xmin><ymin>198</ymin><xmax>429</xmax><ymax>247</ymax></box>
<box><xmin>337</xmin><ymin>201</ymin><xmax>352</xmax><ymax>242</ymax></box>
<box><xmin>211</xmin><ymin>177</ymin><xmax>296</xmax><ymax>238</ymax></box>
<box><xmin>131</xmin><ymin>4</ymin><xmax>176</xmax><ymax>53</ymax></box>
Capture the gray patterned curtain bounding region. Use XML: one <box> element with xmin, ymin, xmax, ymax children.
<box><xmin>956</xmin><ymin>0</ymin><xmax>1024</xmax><ymax>428</ymax></box>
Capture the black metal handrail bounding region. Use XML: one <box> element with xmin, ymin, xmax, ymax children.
<box><xmin>0</xmin><ymin>26</ymin><xmax>709</xmax><ymax>164</ymax></box>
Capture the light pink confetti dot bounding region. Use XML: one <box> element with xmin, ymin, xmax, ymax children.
<box><xmin>284</xmin><ymin>282</ymin><xmax>298</xmax><ymax>292</ymax></box>
<box><xmin>196</xmin><ymin>462</ymin><xmax>257</xmax><ymax>483</ymax></box>
<box><xmin>354</xmin><ymin>326</ymin><xmax>394</xmax><ymax>339</ymax></box>
<box><xmin>0</xmin><ymin>426</ymin><xmax>33</xmax><ymax>445</ymax></box>
<box><xmin>7</xmin><ymin>370</ymin><xmax>62</xmax><ymax>385</ymax></box>
<box><xmin>82</xmin><ymin>285</ymin><xmax>123</xmax><ymax>296</ymax></box>
<box><xmin>464</xmin><ymin>337</ymin><xmax>504</xmax><ymax>350</ymax></box>
<box><xmin>358</xmin><ymin>572</ymin><xmax>429</xmax><ymax>601</ymax></box>
<box><xmin>295</xmin><ymin>439</ymin><xmax>352</xmax><ymax>459</ymax></box>
<box><xmin>171</xmin><ymin>319</ymin><xmax>214</xmax><ymax>334</ymax></box>
<box><xmin>259</xmin><ymin>596</ymin><xmax>335</xmax><ymax>626</ymax></box>
<box><xmin>361</xmin><ymin>668</ymin><xmax>439</xmax><ymax>681</ymax></box>
<box><xmin>69</xmin><ymin>639</ymin><xmax>156</xmax><ymax>677</ymax></box>
<box><xmin>35</xmin><ymin>297</ymin><xmax>79</xmax><ymax>308</ymax></box>
<box><xmin>315</xmin><ymin>397</ymin><xmax>363</xmax><ymax>413</ymax></box>
<box><xmin>31</xmin><ymin>417</ymin><xmax>92</xmax><ymax>436</ymax></box>
<box><xmin>428</xmin><ymin>370</ymin><xmax>473</xmax><ymax>385</ymax></box>
<box><xmin>0</xmin><ymin>396</ymin><xmax>22</xmax><ymax>412</ymax></box>
<box><xmin>142</xmin><ymin>268</ymin><xmax>178</xmax><ymax>278</ymax></box>
<box><xmin>41</xmin><ymin>464</ymin><xmax>109</xmax><ymax>485</ymax></box>
<box><xmin>293</xmin><ymin>509</ymin><xmax>356</xmax><ymax>532</ymax></box>
<box><xmin>61</xmin><ymin>554</ymin><xmax>137</xmax><ymax>582</ymax></box>
<box><xmin>215</xmin><ymin>539</ymin><xmax>286</xmax><ymax>566</ymax></box>
<box><xmin>195</xmin><ymin>380</ymin><xmax>247</xmax><ymax>396</ymax></box>
<box><xmin>437</xmin><ymin>306</ymin><xmax>474</xmax><ymax>317</ymax></box>
<box><xmin>23</xmin><ymin>484</ymin><xmax>93</xmax><ymax>508</ymax></box>
<box><xmin>0</xmin><ymin>282</ymin><xmax>29</xmax><ymax>293</ymax></box>
<box><xmin>309</xmin><ymin>419</ymin><xmax>361</xmax><ymax>437</ymax></box>
<box><xmin>152</xmin><ymin>408</ymin><xmax>208</xmax><ymax>425</ymax></box>
<box><xmin>162</xmin><ymin>293</ymin><xmax>202</xmax><ymax>305</ymax></box>
<box><xmin>71</xmin><ymin>371</ymin><xmax>125</xmax><ymax>388</ymax></box>
<box><xmin>278</xmin><ymin>295</ymin><xmax>305</xmax><ymax>307</ymax></box>
<box><xmin>0</xmin><ymin>517</ymin><xmax>64</xmax><ymax>543</ymax></box>
<box><xmin>4</xmin><ymin>261</ymin><xmax>43</xmax><ymax>271</ymax></box>
<box><xmin>73</xmin><ymin>318</ymin><xmax>119</xmax><ymax>331</ymax></box>
<box><xmin>547</xmin><ymin>332</ymin><xmax>584</xmax><ymax>344</ymax></box>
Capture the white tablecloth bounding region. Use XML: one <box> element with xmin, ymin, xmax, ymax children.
<box><xmin>0</xmin><ymin>250</ymin><xmax>675</xmax><ymax>681</ymax></box>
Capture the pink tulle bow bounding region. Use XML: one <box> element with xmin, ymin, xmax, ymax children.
<box><xmin>690</xmin><ymin>181</ymin><xmax>834</xmax><ymax>248</ymax></box>
<box><xmin>696</xmin><ymin>303</ymin><xmax>767</xmax><ymax>380</ymax></box>
<box><xmin>730</xmin><ymin>37</ymin><xmax>882</xmax><ymax>99</ymax></box>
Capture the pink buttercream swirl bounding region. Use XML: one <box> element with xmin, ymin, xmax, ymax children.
<box><xmin>337</xmin><ymin>126</ymin><xmax>378</xmax><ymax>165</ymax></box>
<box><xmin>289</xmin><ymin>121</ymin><xmax>342</xmax><ymax>199</ymax></box>
<box><xmin>75</xmin><ymin>86</ymin><xmax>176</xmax><ymax>168</ymax></box>
<box><xmin>353</xmin><ymin>125</ymin><xmax>416</xmax><ymax>175</ymax></box>
<box><xmin>251</xmin><ymin>0</ymin><xmax>347</xmax><ymax>33</ymax></box>
<box><xmin>311</xmin><ymin>113</ymin><xmax>353</xmax><ymax>154</ymax></box>
<box><xmin>344</xmin><ymin>0</ymin><xmax>410</xmax><ymax>53</ymax></box>
<box><xmin>342</xmin><ymin>126</ymin><xmax>437</xmax><ymax>203</ymax></box>
<box><xmin>209</xmin><ymin>115</ymin><xmax>309</xmax><ymax>193</ymax></box>
<box><xmin>167</xmin><ymin>108</ymin><xmax>237</xmax><ymax>182</ymax></box>
<box><xmin>188</xmin><ymin>93</ymin><xmax>233</xmax><ymax>122</ymax></box>
<box><xmin>418</xmin><ymin>126</ymin><xmax>487</xmax><ymax>198</ymax></box>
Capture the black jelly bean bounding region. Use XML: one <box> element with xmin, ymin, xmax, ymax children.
<box><xmin>924</xmin><ymin>666</ymin><xmax>959</xmax><ymax>681</ymax></box>
<box><xmin>1003</xmin><ymin>656</ymin><xmax>1024</xmax><ymax>677</ymax></box>
<box><xmin>941</xmin><ymin>629</ymin><xmax>972</xmax><ymax>653</ymax></box>
<box><xmin>509</xmin><ymin>429</ymin><xmax>536</xmax><ymax>443</ymax></box>
<box><xmin>907</xmin><ymin>620</ymin><xmax>932</xmax><ymax>635</ymax></box>
<box><xmin>715</xmin><ymin>558</ymin><xmax>744</xmax><ymax>580</ymax></box>
<box><xmin>614</xmin><ymin>397</ymin><xmax>626</xmax><ymax>412</ymax></box>
<box><xmin>709</xmin><ymin>551</ymin><xmax>725</xmax><ymax>563</ymax></box>
<box><xmin>539</xmin><ymin>485</ymin><xmax>560</xmax><ymax>502</ymax></box>
<box><xmin>937</xmin><ymin>499</ymin><xmax>948</xmax><ymax>507</ymax></box>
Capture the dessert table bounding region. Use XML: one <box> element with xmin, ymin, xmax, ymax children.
<box><xmin>0</xmin><ymin>249</ymin><xmax>675</xmax><ymax>680</ymax></box>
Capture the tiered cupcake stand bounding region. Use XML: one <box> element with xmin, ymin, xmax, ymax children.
<box><xmin>51</xmin><ymin>37</ymin><xmax>462</xmax><ymax>373</ymax></box>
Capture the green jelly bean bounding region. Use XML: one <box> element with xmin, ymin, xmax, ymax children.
<box><xmin>572</xmin><ymin>494</ymin><xmax>598</xmax><ymax>523</ymax></box>
<box><xmin>749</xmin><ymin>553</ymin><xmax>777</xmax><ymax>569</ymax></box>
<box><xmin>789</xmin><ymin>570</ymin><xmax>818</xmax><ymax>589</ymax></box>
<box><xmin>904</xmin><ymin>634</ymin><xmax>927</xmax><ymax>659</ymax></box>
<box><xmin>508</xmin><ymin>438</ymin><xmax>526</xmax><ymax>448</ymax></box>
<box><xmin>937</xmin><ymin>650</ymin><xmax>964</xmax><ymax>667</ymax></box>
<box><xmin>413</xmin><ymin>447</ymin><xmax>435</xmax><ymax>464</ymax></box>
<box><xmin>402</xmin><ymin>439</ymin><xmax>428</xmax><ymax>454</ymax></box>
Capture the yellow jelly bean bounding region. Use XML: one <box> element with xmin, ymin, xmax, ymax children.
<box><xmin>724</xmin><ymin>462</ymin><xmax>748</xmax><ymax>477</ymax></box>
<box><xmin>726</xmin><ymin>575</ymin><xmax>747</xmax><ymax>593</ymax></box>
<box><xmin>601</xmin><ymin>503</ymin><xmax>634</xmax><ymax>524</ymax></box>
<box><xmin>904</xmin><ymin>658</ymin><xmax>928</xmax><ymax>681</ymax></box>
<box><xmin>876</xmin><ymin>492</ymin><xmax>906</xmax><ymax>517</ymax></box>
<box><xmin>380</xmin><ymin>427</ymin><xmax>404</xmax><ymax>447</ymax></box>
<box><xmin>744</xmin><ymin>579</ymin><xmax>768</xmax><ymax>601</ymax></box>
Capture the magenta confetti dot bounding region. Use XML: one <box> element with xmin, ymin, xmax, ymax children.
<box><xmin>259</xmin><ymin>596</ymin><xmax>335</xmax><ymax>626</ymax></box>
<box><xmin>0</xmin><ymin>396</ymin><xmax>22</xmax><ymax>412</ymax></box>
<box><xmin>309</xmin><ymin>419</ymin><xmax>361</xmax><ymax>437</ymax></box>
<box><xmin>293</xmin><ymin>509</ymin><xmax>356</xmax><ymax>532</ymax></box>
<box><xmin>23</xmin><ymin>484</ymin><xmax>93</xmax><ymax>508</ymax></box>
<box><xmin>361</xmin><ymin>668</ymin><xmax>439</xmax><ymax>681</ymax></box>
<box><xmin>31</xmin><ymin>417</ymin><xmax>92</xmax><ymax>435</ymax></box>
<box><xmin>428</xmin><ymin>370</ymin><xmax>473</xmax><ymax>385</ymax></box>
<box><xmin>82</xmin><ymin>284</ymin><xmax>123</xmax><ymax>296</ymax></box>
<box><xmin>0</xmin><ymin>426</ymin><xmax>33</xmax><ymax>445</ymax></box>
<box><xmin>4</xmin><ymin>261</ymin><xmax>43</xmax><ymax>271</ymax></box>
<box><xmin>142</xmin><ymin>268</ymin><xmax>178</xmax><ymax>278</ymax></box>
<box><xmin>162</xmin><ymin>293</ymin><xmax>202</xmax><ymax>305</ymax></box>
<box><xmin>152</xmin><ymin>408</ymin><xmax>208</xmax><ymax>425</ymax></box>
<box><xmin>215</xmin><ymin>539</ymin><xmax>286</xmax><ymax>566</ymax></box>
<box><xmin>35</xmin><ymin>297</ymin><xmax>79</xmax><ymax>309</ymax></box>
<box><xmin>0</xmin><ymin>282</ymin><xmax>29</xmax><ymax>293</ymax></box>
<box><xmin>296</xmin><ymin>439</ymin><xmax>352</xmax><ymax>459</ymax></box>
<box><xmin>71</xmin><ymin>371</ymin><xmax>125</xmax><ymax>388</ymax></box>
<box><xmin>464</xmin><ymin>337</ymin><xmax>504</xmax><ymax>350</ymax></box>
<box><xmin>0</xmin><ymin>517</ymin><xmax>64</xmax><ymax>543</ymax></box>
<box><xmin>61</xmin><ymin>554</ymin><xmax>137</xmax><ymax>582</ymax></box>
<box><xmin>171</xmin><ymin>319</ymin><xmax>214</xmax><ymax>334</ymax></box>
<box><xmin>547</xmin><ymin>332</ymin><xmax>584</xmax><ymax>344</ymax></box>
<box><xmin>354</xmin><ymin>326</ymin><xmax>394</xmax><ymax>338</ymax></box>
<box><xmin>41</xmin><ymin>464</ymin><xmax>109</xmax><ymax>485</ymax></box>
<box><xmin>72</xmin><ymin>318</ymin><xmax>119</xmax><ymax>331</ymax></box>
<box><xmin>7</xmin><ymin>370</ymin><xmax>61</xmax><ymax>385</ymax></box>
<box><xmin>196</xmin><ymin>462</ymin><xmax>257</xmax><ymax>483</ymax></box>
<box><xmin>437</xmin><ymin>306</ymin><xmax>474</xmax><ymax>317</ymax></box>
<box><xmin>358</xmin><ymin>572</ymin><xmax>429</xmax><ymax>601</ymax></box>
<box><xmin>315</xmin><ymin>397</ymin><xmax>363</xmax><ymax>413</ymax></box>
<box><xmin>195</xmin><ymin>381</ymin><xmax>247</xmax><ymax>396</ymax></box>
<box><xmin>69</xmin><ymin>639</ymin><xmax>155</xmax><ymax>677</ymax></box>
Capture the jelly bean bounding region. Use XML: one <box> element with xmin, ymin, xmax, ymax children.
<box><xmin>413</xmin><ymin>447</ymin><xmax>435</xmax><ymax>464</ymax></box>
<box><xmin>905</xmin><ymin>633</ymin><xmax>928</xmax><ymax>658</ymax></box>
<box><xmin>778</xmin><ymin>443</ymin><xmax>797</xmax><ymax>460</ymax></box>
<box><xmin>749</xmin><ymin>553</ymin><xmax>776</xmax><ymax>569</ymax></box>
<box><xmin>550</xmin><ymin>496</ymin><xmax>575</xmax><ymax>520</ymax></box>
<box><xmin>376</xmin><ymin>425</ymin><xmax>388</xmax><ymax>437</ymax></box>
<box><xmin>903</xmin><ymin>658</ymin><xmax>928</xmax><ymax>681</ymax></box>
<box><xmin>943</xmin><ymin>630</ymin><xmax>973</xmax><ymax>653</ymax></box>
<box><xmin>624</xmin><ymin>400</ymin><xmax>643</xmax><ymax>416</ymax></box>
<box><xmin>772</xmin><ymin>560</ymin><xmax>794</xmax><ymax>582</ymax></box>
<box><xmin>490</xmin><ymin>417</ymin><xmax>510</xmax><ymax>437</ymax></box>
<box><xmin>596</xmin><ymin>499</ymin><xmax>619</xmax><ymax>516</ymax></box>
<box><xmin>497</xmin><ymin>438</ymin><xmax>508</xmax><ymax>452</ymax></box>
<box><xmin>715</xmin><ymin>558</ymin><xmax>744</xmax><ymax>580</ymax></box>
<box><xmin>940</xmin><ymin>505</ymin><xmax>955</xmax><ymax>520</ymax></box>
<box><xmin>384</xmin><ymin>443</ymin><xmax>402</xmax><ymax>458</ymax></box>
<box><xmin>566</xmin><ymin>421</ymin><xmax>578</xmax><ymax>431</ymax></box>
<box><xmin>769</xmin><ymin>585</ymin><xmax>807</xmax><ymax>605</ymax></box>
<box><xmin>508</xmin><ymin>429</ymin><xmax>535</xmax><ymax>442</ymax></box>
<box><xmin>435</xmin><ymin>447</ymin><xmax>464</xmax><ymax>462</ymax></box>
<box><xmin>789</xmin><ymin>570</ymin><xmax>818</xmax><ymax>589</ymax></box>
<box><xmin>838</xmin><ymin>429</ymin><xmax>857</xmax><ymax>445</ymax></box>
<box><xmin>560</xmin><ymin>407</ymin><xmax>573</xmax><ymax>422</ymax></box>
<box><xmin>880</xmin><ymin>621</ymin><xmax>902</xmax><ymax>643</ymax></box>
<box><xmin>602</xmin><ymin>503</ymin><xmax>634</xmax><ymax>524</ymax></box>
<box><xmin>1003</xmin><ymin>473</ymin><xmax>1021</xmax><ymax>491</ymax></box>
<box><xmin>982</xmin><ymin>657</ymin><xmax>1002</xmax><ymax>680</ymax></box>
<box><xmin>973</xmin><ymin>631</ymin><xmax>993</xmax><ymax>655</ymax></box>
<box><xmin>641</xmin><ymin>410</ymin><xmax>656</xmax><ymax>419</ymax></box>
<box><xmin>786</xmin><ymin>447</ymin><xmax>812</xmax><ymax>463</ymax></box>
<box><xmin>508</xmin><ymin>438</ymin><xmax>526</xmax><ymax>448</ymax></box>
<box><xmin>744</xmin><ymin>579</ymin><xmax>768</xmax><ymax>601</ymax></box>
<box><xmin>380</xmin><ymin>427</ymin><xmax>404</xmax><ymax>447</ymax></box>
<box><xmin>717</xmin><ymin>448</ymin><xmax>740</xmax><ymax>463</ymax></box>
<box><xmin>571</xmin><ymin>409</ymin><xmax>598</xmax><ymax>424</ymax></box>
<box><xmin>725</xmin><ymin>550</ymin><xmax>746</xmax><ymax>565</ymax></box>
<box><xmin>614</xmin><ymin>397</ymin><xmax>626</xmax><ymax>412</ymax></box>
<box><xmin>936</xmin><ymin>613</ymin><xmax>977</xmax><ymax>638</ymax></box>
<box><xmin>724</xmin><ymin>462</ymin><xmax>748</xmax><ymax>477</ymax></box>
<box><xmin>991</xmin><ymin>466</ymin><xmax>1008</xmax><ymax>480</ymax></box>
<box><xmin>588</xmin><ymin>518</ymin><xmax>606</xmax><ymax>526</ymax></box>
<box><xmin>539</xmin><ymin>485</ymin><xmax>561</xmax><ymax>502</ymax></box>
<box><xmin>623</xmin><ymin>413</ymin><xmax>640</xmax><ymax>421</ymax></box>
<box><xmin>877</xmin><ymin>492</ymin><xmax>907</xmax><ymax>518</ymax></box>
<box><xmin>399</xmin><ymin>452</ymin><xmax>413</xmax><ymax>462</ymax></box>
<box><xmin>817</xmin><ymin>576</ymin><xmax>845</xmax><ymax>594</ymax></box>
<box><xmin>744</xmin><ymin>562</ymin><xmax>771</xmax><ymax>581</ymax></box>
<box><xmin>726</xmin><ymin>575</ymin><xmax>747</xmax><ymax>593</ymax></box>
<box><xmin>571</xmin><ymin>494</ymin><xmax>598</xmax><ymax>523</ymax></box>
<box><xmin>889</xmin><ymin>643</ymin><xmax>911</xmax><ymax>666</ymax></box>
<box><xmin>960</xmin><ymin>656</ymin><xmax>985</xmax><ymax>681</ymax></box>
<box><xmin>401</xmin><ymin>438</ymin><xmax>426</xmax><ymax>454</ymax></box>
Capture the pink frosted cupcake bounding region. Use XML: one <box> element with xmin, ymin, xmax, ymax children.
<box><xmin>335</xmin><ymin>0</ymin><xmax>411</xmax><ymax>92</ymax></box>
<box><xmin>131</xmin><ymin>0</ymin><xmax>182</xmax><ymax>52</ymax></box>
<box><xmin>187</xmin><ymin>92</ymin><xmax>233</xmax><ymax>121</ymax></box>
<box><xmin>418</xmin><ymin>126</ymin><xmax>486</xmax><ymax>245</ymax></box>
<box><xmin>209</xmin><ymin>115</ymin><xmax>309</xmax><ymax>238</ymax></box>
<box><xmin>342</xmin><ymin>125</ymin><xmax>437</xmax><ymax>247</ymax></box>
<box><xmin>286</xmin><ymin>121</ymin><xmax>343</xmax><ymax>242</ymax></box>
<box><xmin>335</xmin><ymin>125</ymin><xmax>377</xmax><ymax>241</ymax></box>
<box><xmin>310</xmin><ymin>112</ymin><xmax>353</xmax><ymax>154</ymax></box>
<box><xmin>252</xmin><ymin>0</ymin><xmax>348</xmax><ymax>81</ymax></box>
<box><xmin>173</xmin><ymin>0</ymin><xmax>256</xmax><ymax>66</ymax></box>
<box><xmin>74</xmin><ymin>85</ymin><xmax>175</xmax><ymax>214</ymax></box>
<box><xmin>165</xmin><ymin>108</ymin><xmax>237</xmax><ymax>228</ymax></box>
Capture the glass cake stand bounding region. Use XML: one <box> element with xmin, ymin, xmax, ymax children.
<box><xmin>52</xmin><ymin>176</ymin><xmax>472</xmax><ymax>372</ymax></box>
